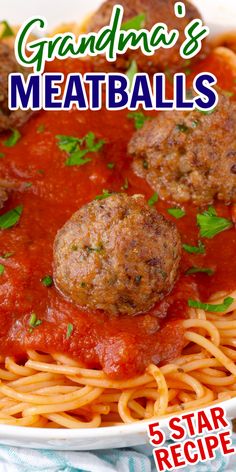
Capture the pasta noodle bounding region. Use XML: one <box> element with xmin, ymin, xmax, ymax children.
<box><xmin>0</xmin><ymin>291</ymin><xmax>234</xmax><ymax>428</ymax></box>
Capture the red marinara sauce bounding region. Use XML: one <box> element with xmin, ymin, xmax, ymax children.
<box><xmin>0</xmin><ymin>53</ymin><xmax>235</xmax><ymax>379</ymax></box>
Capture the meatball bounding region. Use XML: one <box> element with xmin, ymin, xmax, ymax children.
<box><xmin>53</xmin><ymin>194</ymin><xmax>181</xmax><ymax>315</ymax></box>
<box><xmin>87</xmin><ymin>0</ymin><xmax>206</xmax><ymax>73</ymax></box>
<box><xmin>128</xmin><ymin>93</ymin><xmax>236</xmax><ymax>205</ymax></box>
<box><xmin>0</xmin><ymin>43</ymin><xmax>32</xmax><ymax>132</ymax></box>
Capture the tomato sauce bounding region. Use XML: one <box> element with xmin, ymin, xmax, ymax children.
<box><xmin>0</xmin><ymin>53</ymin><xmax>235</xmax><ymax>379</ymax></box>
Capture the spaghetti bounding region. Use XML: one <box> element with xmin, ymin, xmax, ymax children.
<box><xmin>0</xmin><ymin>292</ymin><xmax>234</xmax><ymax>428</ymax></box>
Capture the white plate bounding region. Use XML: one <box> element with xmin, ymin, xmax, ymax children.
<box><xmin>0</xmin><ymin>0</ymin><xmax>236</xmax><ymax>450</ymax></box>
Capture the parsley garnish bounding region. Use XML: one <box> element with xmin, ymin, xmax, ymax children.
<box><xmin>3</xmin><ymin>129</ymin><xmax>21</xmax><ymax>147</ymax></box>
<box><xmin>86</xmin><ymin>244</ymin><xmax>103</xmax><ymax>253</ymax></box>
<box><xmin>0</xmin><ymin>20</ymin><xmax>14</xmax><ymax>39</ymax></box>
<box><xmin>107</xmin><ymin>162</ymin><xmax>115</xmax><ymax>169</ymax></box>
<box><xmin>1</xmin><ymin>252</ymin><xmax>13</xmax><ymax>259</ymax></box>
<box><xmin>127</xmin><ymin>112</ymin><xmax>149</xmax><ymax>130</ymax></box>
<box><xmin>143</xmin><ymin>160</ymin><xmax>148</xmax><ymax>169</ymax></box>
<box><xmin>197</xmin><ymin>207</ymin><xmax>233</xmax><ymax>239</ymax></box>
<box><xmin>185</xmin><ymin>266</ymin><xmax>214</xmax><ymax>276</ymax></box>
<box><xmin>41</xmin><ymin>275</ymin><xmax>53</xmax><ymax>287</ymax></box>
<box><xmin>199</xmin><ymin>108</ymin><xmax>216</xmax><ymax>116</ymax></box>
<box><xmin>95</xmin><ymin>190</ymin><xmax>114</xmax><ymax>200</ymax></box>
<box><xmin>0</xmin><ymin>206</ymin><xmax>23</xmax><ymax>230</ymax></box>
<box><xmin>0</xmin><ymin>153</ymin><xmax>5</xmax><ymax>159</ymax></box>
<box><xmin>122</xmin><ymin>13</ymin><xmax>146</xmax><ymax>31</ymax></box>
<box><xmin>37</xmin><ymin>124</ymin><xmax>45</xmax><ymax>133</ymax></box>
<box><xmin>188</xmin><ymin>297</ymin><xmax>234</xmax><ymax>313</ymax></box>
<box><xmin>168</xmin><ymin>208</ymin><xmax>185</xmax><ymax>219</ymax></box>
<box><xmin>66</xmin><ymin>323</ymin><xmax>74</xmax><ymax>339</ymax></box>
<box><xmin>29</xmin><ymin>313</ymin><xmax>42</xmax><ymax>332</ymax></box>
<box><xmin>121</xmin><ymin>178</ymin><xmax>129</xmax><ymax>191</ymax></box>
<box><xmin>182</xmin><ymin>240</ymin><xmax>205</xmax><ymax>255</ymax></box>
<box><xmin>56</xmin><ymin>132</ymin><xmax>105</xmax><ymax>167</ymax></box>
<box><xmin>0</xmin><ymin>264</ymin><xmax>5</xmax><ymax>275</ymax></box>
<box><xmin>148</xmin><ymin>192</ymin><xmax>158</xmax><ymax>206</ymax></box>
<box><xmin>126</xmin><ymin>60</ymin><xmax>138</xmax><ymax>88</ymax></box>
<box><xmin>176</xmin><ymin>124</ymin><xmax>189</xmax><ymax>133</ymax></box>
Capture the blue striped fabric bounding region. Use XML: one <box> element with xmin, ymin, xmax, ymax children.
<box><xmin>0</xmin><ymin>433</ymin><xmax>235</xmax><ymax>472</ymax></box>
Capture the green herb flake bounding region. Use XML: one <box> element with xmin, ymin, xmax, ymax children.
<box><xmin>197</xmin><ymin>207</ymin><xmax>233</xmax><ymax>239</ymax></box>
<box><xmin>127</xmin><ymin>112</ymin><xmax>150</xmax><ymax>130</ymax></box>
<box><xmin>29</xmin><ymin>313</ymin><xmax>42</xmax><ymax>332</ymax></box>
<box><xmin>121</xmin><ymin>178</ymin><xmax>129</xmax><ymax>191</ymax></box>
<box><xmin>143</xmin><ymin>160</ymin><xmax>149</xmax><ymax>169</ymax></box>
<box><xmin>95</xmin><ymin>189</ymin><xmax>114</xmax><ymax>200</ymax></box>
<box><xmin>126</xmin><ymin>60</ymin><xmax>138</xmax><ymax>88</ymax></box>
<box><xmin>148</xmin><ymin>192</ymin><xmax>158</xmax><ymax>207</ymax></box>
<box><xmin>86</xmin><ymin>244</ymin><xmax>103</xmax><ymax>253</ymax></box>
<box><xmin>199</xmin><ymin>108</ymin><xmax>216</xmax><ymax>116</ymax></box>
<box><xmin>182</xmin><ymin>240</ymin><xmax>205</xmax><ymax>255</ymax></box>
<box><xmin>41</xmin><ymin>275</ymin><xmax>53</xmax><ymax>287</ymax></box>
<box><xmin>56</xmin><ymin>132</ymin><xmax>105</xmax><ymax>167</ymax></box>
<box><xmin>223</xmin><ymin>90</ymin><xmax>234</xmax><ymax>98</ymax></box>
<box><xmin>122</xmin><ymin>13</ymin><xmax>146</xmax><ymax>31</ymax></box>
<box><xmin>37</xmin><ymin>124</ymin><xmax>45</xmax><ymax>133</ymax></box>
<box><xmin>168</xmin><ymin>208</ymin><xmax>186</xmax><ymax>219</ymax></box>
<box><xmin>0</xmin><ymin>264</ymin><xmax>5</xmax><ymax>276</ymax></box>
<box><xmin>24</xmin><ymin>182</ymin><xmax>32</xmax><ymax>189</ymax></box>
<box><xmin>3</xmin><ymin>129</ymin><xmax>21</xmax><ymax>147</ymax></box>
<box><xmin>1</xmin><ymin>252</ymin><xmax>13</xmax><ymax>259</ymax></box>
<box><xmin>164</xmin><ymin>67</ymin><xmax>173</xmax><ymax>84</ymax></box>
<box><xmin>185</xmin><ymin>266</ymin><xmax>214</xmax><ymax>276</ymax></box>
<box><xmin>107</xmin><ymin>162</ymin><xmax>115</xmax><ymax>169</ymax></box>
<box><xmin>66</xmin><ymin>323</ymin><xmax>74</xmax><ymax>339</ymax></box>
<box><xmin>176</xmin><ymin>123</ymin><xmax>189</xmax><ymax>133</ymax></box>
<box><xmin>0</xmin><ymin>153</ymin><xmax>5</xmax><ymax>159</ymax></box>
<box><xmin>0</xmin><ymin>205</ymin><xmax>23</xmax><ymax>230</ymax></box>
<box><xmin>188</xmin><ymin>296</ymin><xmax>234</xmax><ymax>313</ymax></box>
<box><xmin>0</xmin><ymin>20</ymin><xmax>14</xmax><ymax>39</ymax></box>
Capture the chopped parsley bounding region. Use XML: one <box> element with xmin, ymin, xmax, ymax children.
<box><xmin>126</xmin><ymin>60</ymin><xmax>138</xmax><ymax>88</ymax></box>
<box><xmin>182</xmin><ymin>240</ymin><xmax>205</xmax><ymax>255</ymax></box>
<box><xmin>199</xmin><ymin>108</ymin><xmax>216</xmax><ymax>116</ymax></box>
<box><xmin>29</xmin><ymin>313</ymin><xmax>42</xmax><ymax>332</ymax></box>
<box><xmin>0</xmin><ymin>153</ymin><xmax>5</xmax><ymax>159</ymax></box>
<box><xmin>66</xmin><ymin>323</ymin><xmax>74</xmax><ymax>339</ymax></box>
<box><xmin>164</xmin><ymin>67</ymin><xmax>173</xmax><ymax>84</ymax></box>
<box><xmin>1</xmin><ymin>252</ymin><xmax>13</xmax><ymax>259</ymax></box>
<box><xmin>24</xmin><ymin>182</ymin><xmax>32</xmax><ymax>188</ymax></box>
<box><xmin>188</xmin><ymin>297</ymin><xmax>234</xmax><ymax>313</ymax></box>
<box><xmin>176</xmin><ymin>123</ymin><xmax>189</xmax><ymax>133</ymax></box>
<box><xmin>168</xmin><ymin>208</ymin><xmax>186</xmax><ymax>219</ymax></box>
<box><xmin>107</xmin><ymin>162</ymin><xmax>115</xmax><ymax>169</ymax></box>
<box><xmin>122</xmin><ymin>13</ymin><xmax>146</xmax><ymax>31</ymax></box>
<box><xmin>223</xmin><ymin>90</ymin><xmax>234</xmax><ymax>98</ymax></box>
<box><xmin>95</xmin><ymin>190</ymin><xmax>114</xmax><ymax>200</ymax></box>
<box><xmin>0</xmin><ymin>205</ymin><xmax>23</xmax><ymax>230</ymax></box>
<box><xmin>185</xmin><ymin>266</ymin><xmax>214</xmax><ymax>276</ymax></box>
<box><xmin>37</xmin><ymin>124</ymin><xmax>45</xmax><ymax>133</ymax></box>
<box><xmin>86</xmin><ymin>244</ymin><xmax>103</xmax><ymax>253</ymax></box>
<box><xmin>121</xmin><ymin>178</ymin><xmax>129</xmax><ymax>191</ymax></box>
<box><xmin>0</xmin><ymin>20</ymin><xmax>14</xmax><ymax>39</ymax></box>
<box><xmin>3</xmin><ymin>129</ymin><xmax>21</xmax><ymax>147</ymax></box>
<box><xmin>197</xmin><ymin>207</ymin><xmax>233</xmax><ymax>239</ymax></box>
<box><xmin>41</xmin><ymin>275</ymin><xmax>53</xmax><ymax>287</ymax></box>
<box><xmin>127</xmin><ymin>112</ymin><xmax>150</xmax><ymax>130</ymax></box>
<box><xmin>0</xmin><ymin>264</ymin><xmax>5</xmax><ymax>275</ymax></box>
<box><xmin>148</xmin><ymin>192</ymin><xmax>158</xmax><ymax>207</ymax></box>
<box><xmin>56</xmin><ymin>132</ymin><xmax>105</xmax><ymax>167</ymax></box>
<box><xmin>143</xmin><ymin>160</ymin><xmax>149</xmax><ymax>169</ymax></box>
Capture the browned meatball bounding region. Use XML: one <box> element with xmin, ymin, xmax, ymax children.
<box><xmin>0</xmin><ymin>43</ymin><xmax>32</xmax><ymax>132</ymax></box>
<box><xmin>53</xmin><ymin>194</ymin><xmax>181</xmax><ymax>315</ymax></box>
<box><xmin>128</xmin><ymin>93</ymin><xmax>236</xmax><ymax>205</ymax></box>
<box><xmin>87</xmin><ymin>0</ymin><xmax>206</xmax><ymax>73</ymax></box>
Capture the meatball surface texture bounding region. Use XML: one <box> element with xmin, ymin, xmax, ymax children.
<box><xmin>128</xmin><ymin>93</ymin><xmax>236</xmax><ymax>205</ymax></box>
<box><xmin>53</xmin><ymin>194</ymin><xmax>181</xmax><ymax>315</ymax></box>
<box><xmin>0</xmin><ymin>43</ymin><xmax>32</xmax><ymax>132</ymax></box>
<box><xmin>86</xmin><ymin>0</ymin><xmax>205</xmax><ymax>73</ymax></box>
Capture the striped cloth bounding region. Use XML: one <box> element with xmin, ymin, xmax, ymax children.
<box><xmin>0</xmin><ymin>434</ymin><xmax>235</xmax><ymax>472</ymax></box>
